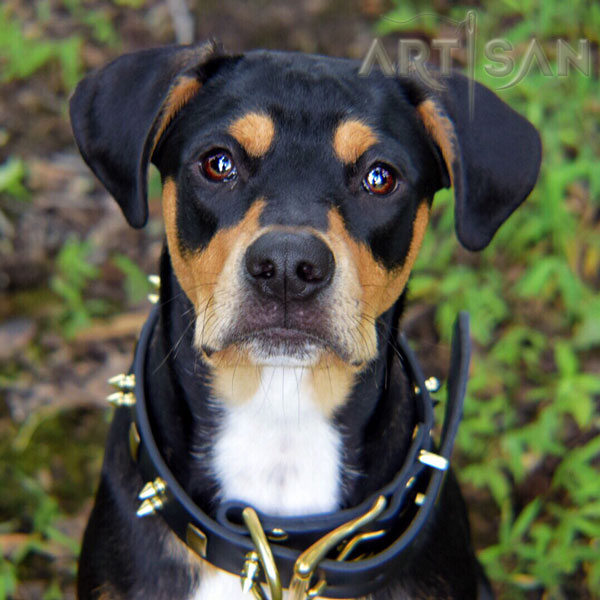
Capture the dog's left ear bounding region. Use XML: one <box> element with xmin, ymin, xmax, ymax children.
<box><xmin>413</xmin><ymin>73</ymin><xmax>541</xmax><ymax>251</ymax></box>
<box><xmin>69</xmin><ymin>41</ymin><xmax>226</xmax><ymax>228</ymax></box>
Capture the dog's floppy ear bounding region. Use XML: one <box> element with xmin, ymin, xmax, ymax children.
<box><xmin>69</xmin><ymin>41</ymin><xmax>223</xmax><ymax>228</ymax></box>
<box><xmin>413</xmin><ymin>73</ymin><xmax>541</xmax><ymax>250</ymax></box>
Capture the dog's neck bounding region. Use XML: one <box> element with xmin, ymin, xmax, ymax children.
<box><xmin>144</xmin><ymin>251</ymin><xmax>415</xmax><ymax>516</ymax></box>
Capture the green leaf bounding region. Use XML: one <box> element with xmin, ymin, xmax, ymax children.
<box><xmin>0</xmin><ymin>157</ymin><xmax>28</xmax><ymax>198</ymax></box>
<box><xmin>554</xmin><ymin>341</ymin><xmax>578</xmax><ymax>376</ymax></box>
<box><xmin>112</xmin><ymin>254</ymin><xmax>152</xmax><ymax>304</ymax></box>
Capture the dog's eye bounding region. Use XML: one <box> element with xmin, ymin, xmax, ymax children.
<box><xmin>201</xmin><ymin>151</ymin><xmax>237</xmax><ymax>182</ymax></box>
<box><xmin>362</xmin><ymin>164</ymin><xmax>397</xmax><ymax>195</ymax></box>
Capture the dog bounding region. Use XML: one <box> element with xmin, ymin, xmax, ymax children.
<box><xmin>70</xmin><ymin>41</ymin><xmax>541</xmax><ymax>599</ymax></box>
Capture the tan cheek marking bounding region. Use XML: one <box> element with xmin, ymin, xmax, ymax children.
<box><xmin>162</xmin><ymin>178</ymin><xmax>265</xmax><ymax>307</ymax></box>
<box><xmin>417</xmin><ymin>99</ymin><xmax>457</xmax><ymax>185</ymax></box>
<box><xmin>208</xmin><ymin>352</ymin><xmax>262</xmax><ymax>405</ymax></box>
<box><xmin>309</xmin><ymin>355</ymin><xmax>356</xmax><ymax>417</ymax></box>
<box><xmin>151</xmin><ymin>76</ymin><xmax>202</xmax><ymax>156</ymax></box>
<box><xmin>162</xmin><ymin>181</ymin><xmax>265</xmax><ymax>403</ymax></box>
<box><xmin>328</xmin><ymin>203</ymin><xmax>430</xmax><ymax>318</ymax></box>
<box><xmin>228</xmin><ymin>112</ymin><xmax>275</xmax><ymax>157</ymax></box>
<box><xmin>333</xmin><ymin>119</ymin><xmax>378</xmax><ymax>164</ymax></box>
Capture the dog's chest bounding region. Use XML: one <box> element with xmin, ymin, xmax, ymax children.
<box><xmin>190</xmin><ymin>367</ymin><xmax>343</xmax><ymax>599</ymax></box>
<box><xmin>212</xmin><ymin>366</ymin><xmax>343</xmax><ymax>514</ymax></box>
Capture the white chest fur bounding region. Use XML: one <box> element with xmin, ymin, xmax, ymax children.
<box><xmin>189</xmin><ymin>367</ymin><xmax>343</xmax><ymax>599</ymax></box>
<box><xmin>212</xmin><ymin>366</ymin><xmax>342</xmax><ymax>515</ymax></box>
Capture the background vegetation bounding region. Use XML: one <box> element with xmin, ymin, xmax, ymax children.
<box><xmin>0</xmin><ymin>1</ymin><xmax>598</xmax><ymax>598</ymax></box>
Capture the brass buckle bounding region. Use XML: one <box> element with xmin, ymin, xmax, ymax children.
<box><xmin>241</xmin><ymin>507</ymin><xmax>283</xmax><ymax>600</ymax></box>
<box><xmin>240</xmin><ymin>496</ymin><xmax>386</xmax><ymax>600</ymax></box>
<box><xmin>289</xmin><ymin>495</ymin><xmax>387</xmax><ymax>600</ymax></box>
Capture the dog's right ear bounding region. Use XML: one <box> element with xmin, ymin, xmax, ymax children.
<box><xmin>69</xmin><ymin>41</ymin><xmax>224</xmax><ymax>228</ymax></box>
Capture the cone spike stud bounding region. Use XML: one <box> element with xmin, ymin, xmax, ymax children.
<box><xmin>147</xmin><ymin>293</ymin><xmax>160</xmax><ymax>304</ymax></box>
<box><xmin>106</xmin><ymin>391</ymin><xmax>136</xmax><ymax>407</ymax></box>
<box><xmin>108</xmin><ymin>373</ymin><xmax>136</xmax><ymax>390</ymax></box>
<box><xmin>148</xmin><ymin>274</ymin><xmax>161</xmax><ymax>288</ymax></box>
<box><xmin>424</xmin><ymin>377</ymin><xmax>441</xmax><ymax>393</ymax></box>
<box><xmin>415</xmin><ymin>376</ymin><xmax>442</xmax><ymax>395</ymax></box>
<box><xmin>240</xmin><ymin>551</ymin><xmax>261</xmax><ymax>595</ymax></box>
<box><xmin>138</xmin><ymin>477</ymin><xmax>167</xmax><ymax>500</ymax></box>
<box><xmin>418</xmin><ymin>450</ymin><xmax>449</xmax><ymax>471</ymax></box>
<box><xmin>136</xmin><ymin>495</ymin><xmax>164</xmax><ymax>518</ymax></box>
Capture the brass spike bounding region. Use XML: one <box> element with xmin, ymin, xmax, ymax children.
<box><xmin>418</xmin><ymin>450</ymin><xmax>449</xmax><ymax>471</ymax></box>
<box><xmin>415</xmin><ymin>493</ymin><xmax>426</xmax><ymax>506</ymax></box>
<box><xmin>136</xmin><ymin>495</ymin><xmax>164</xmax><ymax>518</ymax></box>
<box><xmin>138</xmin><ymin>477</ymin><xmax>167</xmax><ymax>500</ymax></box>
<box><xmin>106</xmin><ymin>391</ymin><xmax>136</xmax><ymax>407</ymax></box>
<box><xmin>424</xmin><ymin>376</ymin><xmax>441</xmax><ymax>393</ymax></box>
<box><xmin>148</xmin><ymin>274</ymin><xmax>161</xmax><ymax>288</ymax></box>
<box><xmin>240</xmin><ymin>551</ymin><xmax>261</xmax><ymax>595</ymax></box>
<box><xmin>415</xmin><ymin>376</ymin><xmax>441</xmax><ymax>395</ymax></box>
<box><xmin>129</xmin><ymin>422</ymin><xmax>140</xmax><ymax>461</ymax></box>
<box><xmin>108</xmin><ymin>373</ymin><xmax>136</xmax><ymax>390</ymax></box>
<box><xmin>306</xmin><ymin>579</ymin><xmax>327</xmax><ymax>599</ymax></box>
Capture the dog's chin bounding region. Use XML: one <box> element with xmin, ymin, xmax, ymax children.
<box><xmin>210</xmin><ymin>328</ymin><xmax>336</xmax><ymax>367</ymax></box>
<box><xmin>247</xmin><ymin>343</ymin><xmax>321</xmax><ymax>367</ymax></box>
<box><xmin>244</xmin><ymin>329</ymin><xmax>323</xmax><ymax>367</ymax></box>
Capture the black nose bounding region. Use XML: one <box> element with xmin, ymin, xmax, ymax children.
<box><xmin>245</xmin><ymin>231</ymin><xmax>335</xmax><ymax>301</ymax></box>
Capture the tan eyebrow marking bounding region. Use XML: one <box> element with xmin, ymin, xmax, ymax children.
<box><xmin>333</xmin><ymin>119</ymin><xmax>379</xmax><ymax>164</ymax></box>
<box><xmin>228</xmin><ymin>112</ymin><xmax>276</xmax><ymax>157</ymax></box>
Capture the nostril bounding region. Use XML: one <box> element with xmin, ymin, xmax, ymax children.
<box><xmin>249</xmin><ymin>259</ymin><xmax>276</xmax><ymax>280</ymax></box>
<box><xmin>296</xmin><ymin>261</ymin><xmax>322</xmax><ymax>283</ymax></box>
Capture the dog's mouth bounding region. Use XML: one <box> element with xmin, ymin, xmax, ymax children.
<box><xmin>203</xmin><ymin>327</ymin><xmax>352</xmax><ymax>366</ymax></box>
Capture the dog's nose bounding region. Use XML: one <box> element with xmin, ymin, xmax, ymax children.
<box><xmin>245</xmin><ymin>231</ymin><xmax>335</xmax><ymax>301</ymax></box>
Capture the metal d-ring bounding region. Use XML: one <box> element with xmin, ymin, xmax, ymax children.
<box><xmin>242</xmin><ymin>507</ymin><xmax>282</xmax><ymax>600</ymax></box>
<box><xmin>288</xmin><ymin>495</ymin><xmax>387</xmax><ymax>600</ymax></box>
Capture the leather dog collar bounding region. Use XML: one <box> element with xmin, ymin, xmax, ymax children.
<box><xmin>116</xmin><ymin>307</ymin><xmax>471</xmax><ymax>599</ymax></box>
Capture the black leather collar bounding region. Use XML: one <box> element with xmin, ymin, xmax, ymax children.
<box><xmin>127</xmin><ymin>307</ymin><xmax>471</xmax><ymax>598</ymax></box>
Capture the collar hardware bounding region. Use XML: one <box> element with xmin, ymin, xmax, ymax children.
<box><xmin>186</xmin><ymin>523</ymin><xmax>208</xmax><ymax>558</ymax></box>
<box><xmin>128</xmin><ymin>422</ymin><xmax>140</xmax><ymax>461</ymax></box>
<box><xmin>136</xmin><ymin>494</ymin><xmax>164</xmax><ymax>517</ymax></box>
<box><xmin>139</xmin><ymin>476</ymin><xmax>167</xmax><ymax>500</ymax></box>
<box><xmin>418</xmin><ymin>450</ymin><xmax>449</xmax><ymax>471</ymax></box>
<box><xmin>121</xmin><ymin>306</ymin><xmax>471</xmax><ymax>598</ymax></box>
<box><xmin>108</xmin><ymin>373</ymin><xmax>136</xmax><ymax>390</ymax></box>
<box><xmin>241</xmin><ymin>551</ymin><xmax>266</xmax><ymax>599</ymax></box>
<box><xmin>242</xmin><ymin>507</ymin><xmax>283</xmax><ymax>600</ymax></box>
<box><xmin>288</xmin><ymin>495</ymin><xmax>387</xmax><ymax>600</ymax></box>
<box><xmin>106</xmin><ymin>390</ymin><xmax>136</xmax><ymax>407</ymax></box>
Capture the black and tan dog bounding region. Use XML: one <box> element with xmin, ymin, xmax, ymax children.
<box><xmin>70</xmin><ymin>42</ymin><xmax>540</xmax><ymax>599</ymax></box>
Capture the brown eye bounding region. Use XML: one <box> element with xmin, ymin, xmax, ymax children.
<box><xmin>201</xmin><ymin>151</ymin><xmax>237</xmax><ymax>182</ymax></box>
<box><xmin>362</xmin><ymin>164</ymin><xmax>397</xmax><ymax>195</ymax></box>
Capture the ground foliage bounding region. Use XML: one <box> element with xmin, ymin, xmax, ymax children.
<box><xmin>0</xmin><ymin>1</ymin><xmax>598</xmax><ymax>598</ymax></box>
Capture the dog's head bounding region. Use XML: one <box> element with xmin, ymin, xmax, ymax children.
<box><xmin>70</xmin><ymin>43</ymin><xmax>540</xmax><ymax>377</ymax></box>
